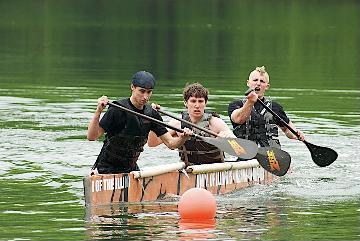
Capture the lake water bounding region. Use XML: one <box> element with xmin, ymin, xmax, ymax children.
<box><xmin>0</xmin><ymin>1</ymin><xmax>359</xmax><ymax>240</ymax></box>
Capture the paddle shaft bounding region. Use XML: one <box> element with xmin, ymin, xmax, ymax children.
<box><xmin>157</xmin><ymin>109</ymin><xmax>218</xmax><ymax>138</ymax></box>
<box><xmin>261</xmin><ymin>99</ymin><xmax>300</xmax><ymax>137</ymax></box>
<box><xmin>245</xmin><ymin>89</ymin><xmax>300</xmax><ymax>138</ymax></box>
<box><xmin>108</xmin><ymin>102</ymin><xmax>189</xmax><ymax>135</ymax></box>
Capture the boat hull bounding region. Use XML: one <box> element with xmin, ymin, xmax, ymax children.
<box><xmin>83</xmin><ymin>160</ymin><xmax>275</xmax><ymax>206</ymax></box>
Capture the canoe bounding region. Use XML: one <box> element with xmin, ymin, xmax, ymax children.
<box><xmin>83</xmin><ymin>160</ymin><xmax>275</xmax><ymax>206</ymax></box>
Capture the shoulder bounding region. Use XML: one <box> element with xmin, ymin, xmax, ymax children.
<box><xmin>114</xmin><ymin>98</ymin><xmax>129</xmax><ymax>106</ymax></box>
<box><xmin>229</xmin><ymin>99</ymin><xmax>244</xmax><ymax>105</ymax></box>
<box><xmin>269</xmin><ymin>100</ymin><xmax>285</xmax><ymax>111</ymax></box>
<box><xmin>229</xmin><ymin>99</ymin><xmax>245</xmax><ymax>107</ymax></box>
<box><xmin>203</xmin><ymin>111</ymin><xmax>220</xmax><ymax>120</ymax></box>
<box><xmin>180</xmin><ymin>110</ymin><xmax>189</xmax><ymax>120</ymax></box>
<box><xmin>108</xmin><ymin>98</ymin><xmax>129</xmax><ymax>112</ymax></box>
<box><xmin>228</xmin><ymin>99</ymin><xmax>245</xmax><ymax>112</ymax></box>
<box><xmin>267</xmin><ymin>99</ymin><xmax>290</xmax><ymax>124</ymax></box>
<box><xmin>209</xmin><ymin>115</ymin><xmax>224</xmax><ymax>124</ymax></box>
<box><xmin>144</xmin><ymin>104</ymin><xmax>161</xmax><ymax>118</ymax></box>
<box><xmin>269</xmin><ymin>99</ymin><xmax>282</xmax><ymax>107</ymax></box>
<box><xmin>209</xmin><ymin>115</ymin><xmax>228</xmax><ymax>129</ymax></box>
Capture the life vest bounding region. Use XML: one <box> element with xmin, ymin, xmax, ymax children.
<box><xmin>95</xmin><ymin>99</ymin><xmax>151</xmax><ymax>174</ymax></box>
<box><xmin>178</xmin><ymin>111</ymin><xmax>225</xmax><ymax>166</ymax></box>
<box><xmin>233</xmin><ymin>99</ymin><xmax>280</xmax><ymax>148</ymax></box>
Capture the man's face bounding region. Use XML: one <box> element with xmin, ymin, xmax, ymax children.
<box><xmin>247</xmin><ymin>72</ymin><xmax>269</xmax><ymax>98</ymax></box>
<box><xmin>131</xmin><ymin>85</ymin><xmax>153</xmax><ymax>107</ymax></box>
<box><xmin>185</xmin><ymin>96</ymin><xmax>207</xmax><ymax>119</ymax></box>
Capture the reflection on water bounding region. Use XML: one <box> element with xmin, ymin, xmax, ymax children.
<box><xmin>84</xmin><ymin>197</ymin><xmax>360</xmax><ymax>240</ymax></box>
<box><xmin>85</xmin><ymin>204</ymin><xmax>178</xmax><ymax>240</ymax></box>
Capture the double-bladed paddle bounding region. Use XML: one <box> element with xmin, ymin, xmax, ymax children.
<box><xmin>157</xmin><ymin>109</ymin><xmax>291</xmax><ymax>176</ymax></box>
<box><xmin>107</xmin><ymin>102</ymin><xmax>258</xmax><ymax>160</ymax></box>
<box><xmin>245</xmin><ymin>88</ymin><xmax>338</xmax><ymax>167</ymax></box>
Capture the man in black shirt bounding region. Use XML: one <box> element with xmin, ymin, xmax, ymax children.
<box><xmin>228</xmin><ymin>66</ymin><xmax>304</xmax><ymax>148</ymax></box>
<box><xmin>87</xmin><ymin>71</ymin><xmax>192</xmax><ymax>174</ymax></box>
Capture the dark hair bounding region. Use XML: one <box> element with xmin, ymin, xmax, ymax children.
<box><xmin>131</xmin><ymin>71</ymin><xmax>155</xmax><ymax>89</ymax></box>
<box><xmin>183</xmin><ymin>83</ymin><xmax>208</xmax><ymax>102</ymax></box>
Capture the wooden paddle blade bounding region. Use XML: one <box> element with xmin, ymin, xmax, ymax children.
<box><xmin>304</xmin><ymin>141</ymin><xmax>338</xmax><ymax>167</ymax></box>
<box><xmin>200</xmin><ymin>137</ymin><xmax>258</xmax><ymax>159</ymax></box>
<box><xmin>256</xmin><ymin>147</ymin><xmax>291</xmax><ymax>176</ymax></box>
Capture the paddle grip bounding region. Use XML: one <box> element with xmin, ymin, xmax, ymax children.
<box><xmin>244</xmin><ymin>88</ymin><xmax>254</xmax><ymax>96</ymax></box>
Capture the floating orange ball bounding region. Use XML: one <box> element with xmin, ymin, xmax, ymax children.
<box><xmin>178</xmin><ymin>188</ymin><xmax>217</xmax><ymax>221</ymax></box>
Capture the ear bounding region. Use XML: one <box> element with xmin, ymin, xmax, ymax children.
<box><xmin>266</xmin><ymin>83</ymin><xmax>270</xmax><ymax>90</ymax></box>
<box><xmin>184</xmin><ymin>101</ymin><xmax>187</xmax><ymax>108</ymax></box>
<box><xmin>131</xmin><ymin>84</ymin><xmax>135</xmax><ymax>91</ymax></box>
<box><xmin>246</xmin><ymin>79</ymin><xmax>250</xmax><ymax>87</ymax></box>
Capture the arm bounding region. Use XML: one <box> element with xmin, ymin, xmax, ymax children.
<box><xmin>87</xmin><ymin>96</ymin><xmax>108</xmax><ymax>140</ymax></box>
<box><xmin>147</xmin><ymin>119</ymin><xmax>180</xmax><ymax>147</ymax></box>
<box><xmin>147</xmin><ymin>131</ymin><xmax>163</xmax><ymax>147</ymax></box>
<box><xmin>230</xmin><ymin>92</ymin><xmax>257</xmax><ymax>124</ymax></box>
<box><xmin>209</xmin><ymin>116</ymin><xmax>236</xmax><ymax>138</ymax></box>
<box><xmin>158</xmin><ymin>129</ymin><xmax>191</xmax><ymax>149</ymax></box>
<box><xmin>280</xmin><ymin>121</ymin><xmax>305</xmax><ymax>141</ymax></box>
<box><xmin>272</xmin><ymin>102</ymin><xmax>305</xmax><ymax>141</ymax></box>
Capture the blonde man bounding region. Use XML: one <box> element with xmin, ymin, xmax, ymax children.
<box><xmin>228</xmin><ymin>66</ymin><xmax>304</xmax><ymax>149</ymax></box>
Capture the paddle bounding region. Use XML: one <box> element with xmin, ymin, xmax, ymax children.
<box><xmin>256</xmin><ymin>146</ymin><xmax>291</xmax><ymax>176</ymax></box>
<box><xmin>107</xmin><ymin>102</ymin><xmax>258</xmax><ymax>160</ymax></box>
<box><xmin>157</xmin><ymin>109</ymin><xmax>291</xmax><ymax>176</ymax></box>
<box><xmin>245</xmin><ymin>88</ymin><xmax>338</xmax><ymax>167</ymax></box>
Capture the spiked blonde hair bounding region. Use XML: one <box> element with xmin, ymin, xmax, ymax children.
<box><xmin>249</xmin><ymin>66</ymin><xmax>270</xmax><ymax>83</ymax></box>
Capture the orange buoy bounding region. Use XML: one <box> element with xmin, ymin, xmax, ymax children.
<box><xmin>178</xmin><ymin>188</ymin><xmax>217</xmax><ymax>221</ymax></box>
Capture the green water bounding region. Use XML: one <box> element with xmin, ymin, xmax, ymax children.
<box><xmin>0</xmin><ymin>0</ymin><xmax>359</xmax><ymax>240</ymax></box>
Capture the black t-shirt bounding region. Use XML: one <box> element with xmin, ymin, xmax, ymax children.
<box><xmin>99</xmin><ymin>98</ymin><xmax>168</xmax><ymax>138</ymax></box>
<box><xmin>228</xmin><ymin>98</ymin><xmax>290</xmax><ymax>128</ymax></box>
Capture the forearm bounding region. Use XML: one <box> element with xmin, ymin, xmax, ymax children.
<box><xmin>281</xmin><ymin>121</ymin><xmax>304</xmax><ymax>140</ymax></box>
<box><xmin>283</xmin><ymin>127</ymin><xmax>297</xmax><ymax>139</ymax></box>
<box><xmin>87</xmin><ymin>96</ymin><xmax>108</xmax><ymax>141</ymax></box>
<box><xmin>167</xmin><ymin>136</ymin><xmax>188</xmax><ymax>149</ymax></box>
<box><xmin>231</xmin><ymin>100</ymin><xmax>254</xmax><ymax>124</ymax></box>
<box><xmin>160</xmin><ymin>132</ymin><xmax>188</xmax><ymax>150</ymax></box>
<box><xmin>87</xmin><ymin>111</ymin><xmax>103</xmax><ymax>140</ymax></box>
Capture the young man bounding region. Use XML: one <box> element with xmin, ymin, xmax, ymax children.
<box><xmin>228</xmin><ymin>66</ymin><xmax>305</xmax><ymax>148</ymax></box>
<box><xmin>87</xmin><ymin>71</ymin><xmax>192</xmax><ymax>174</ymax></box>
<box><xmin>148</xmin><ymin>83</ymin><xmax>235</xmax><ymax>166</ymax></box>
